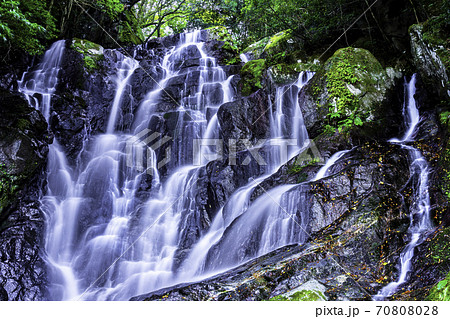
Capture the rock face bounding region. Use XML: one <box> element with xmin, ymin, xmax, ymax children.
<box><xmin>132</xmin><ymin>142</ymin><xmax>413</xmax><ymax>301</ymax></box>
<box><xmin>0</xmin><ymin>90</ymin><xmax>51</xmax><ymax>300</ymax></box>
<box><xmin>409</xmin><ymin>24</ymin><xmax>449</xmax><ymax>100</ymax></box>
<box><xmin>299</xmin><ymin>47</ymin><xmax>403</xmax><ymax>140</ymax></box>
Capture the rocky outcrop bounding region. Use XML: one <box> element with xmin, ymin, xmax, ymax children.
<box><xmin>299</xmin><ymin>47</ymin><xmax>403</xmax><ymax>140</ymax></box>
<box><xmin>132</xmin><ymin>142</ymin><xmax>413</xmax><ymax>301</ymax></box>
<box><xmin>0</xmin><ymin>90</ymin><xmax>51</xmax><ymax>300</ymax></box>
<box><xmin>409</xmin><ymin>24</ymin><xmax>449</xmax><ymax>100</ymax></box>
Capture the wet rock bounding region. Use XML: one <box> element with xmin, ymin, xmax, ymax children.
<box><xmin>299</xmin><ymin>47</ymin><xmax>403</xmax><ymax>140</ymax></box>
<box><xmin>0</xmin><ymin>90</ymin><xmax>50</xmax><ymax>300</ymax></box>
<box><xmin>132</xmin><ymin>142</ymin><xmax>412</xmax><ymax>301</ymax></box>
<box><xmin>409</xmin><ymin>24</ymin><xmax>449</xmax><ymax>100</ymax></box>
<box><xmin>218</xmin><ymin>89</ymin><xmax>271</xmax><ymax>154</ymax></box>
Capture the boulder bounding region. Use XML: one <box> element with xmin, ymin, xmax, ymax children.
<box><xmin>409</xmin><ymin>24</ymin><xmax>449</xmax><ymax>100</ymax></box>
<box><xmin>299</xmin><ymin>47</ymin><xmax>403</xmax><ymax>140</ymax></box>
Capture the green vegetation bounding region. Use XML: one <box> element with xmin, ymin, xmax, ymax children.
<box><xmin>437</xmin><ymin>114</ymin><xmax>450</xmax><ymax>201</ymax></box>
<box><xmin>289</xmin><ymin>158</ymin><xmax>320</xmax><ymax>174</ymax></box>
<box><xmin>427</xmin><ymin>271</ymin><xmax>450</xmax><ymax>301</ymax></box>
<box><xmin>240</xmin><ymin>59</ymin><xmax>266</xmax><ymax>96</ymax></box>
<box><xmin>71</xmin><ymin>38</ymin><xmax>104</xmax><ymax>71</ymax></box>
<box><xmin>0</xmin><ymin>0</ymin><xmax>57</xmax><ymax>55</ymax></box>
<box><xmin>324</xmin><ymin>48</ymin><xmax>364</xmax><ymax>134</ymax></box>
<box><xmin>311</xmin><ymin>47</ymin><xmax>390</xmax><ymax>135</ymax></box>
<box><xmin>427</xmin><ymin>227</ymin><xmax>450</xmax><ymax>264</ymax></box>
<box><xmin>270</xmin><ymin>290</ymin><xmax>326</xmax><ymax>301</ymax></box>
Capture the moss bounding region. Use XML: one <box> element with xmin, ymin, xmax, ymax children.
<box><xmin>0</xmin><ymin>163</ymin><xmax>16</xmax><ymax>214</ymax></box>
<box><xmin>437</xmin><ymin>128</ymin><xmax>450</xmax><ymax>202</ymax></box>
<box><xmin>264</xmin><ymin>30</ymin><xmax>293</xmax><ymax>56</ymax></box>
<box><xmin>427</xmin><ymin>227</ymin><xmax>450</xmax><ymax>264</ymax></box>
<box><xmin>242</xmin><ymin>37</ymin><xmax>270</xmax><ymax>59</ymax></box>
<box><xmin>15</xmin><ymin>118</ymin><xmax>30</xmax><ymax>131</ymax></box>
<box><xmin>422</xmin><ymin>17</ymin><xmax>450</xmax><ymax>72</ymax></box>
<box><xmin>270</xmin><ymin>290</ymin><xmax>326</xmax><ymax>301</ymax></box>
<box><xmin>71</xmin><ymin>38</ymin><xmax>104</xmax><ymax>71</ymax></box>
<box><xmin>427</xmin><ymin>272</ymin><xmax>450</xmax><ymax>301</ymax></box>
<box><xmin>313</xmin><ymin>47</ymin><xmax>391</xmax><ymax>134</ymax></box>
<box><xmin>240</xmin><ymin>59</ymin><xmax>266</xmax><ymax>96</ymax></box>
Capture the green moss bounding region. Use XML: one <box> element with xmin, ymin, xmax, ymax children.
<box><xmin>240</xmin><ymin>59</ymin><xmax>266</xmax><ymax>96</ymax></box>
<box><xmin>15</xmin><ymin>118</ymin><xmax>30</xmax><ymax>131</ymax></box>
<box><xmin>71</xmin><ymin>38</ymin><xmax>104</xmax><ymax>71</ymax></box>
<box><xmin>438</xmin><ymin>133</ymin><xmax>450</xmax><ymax>201</ymax></box>
<box><xmin>270</xmin><ymin>290</ymin><xmax>325</xmax><ymax>301</ymax></box>
<box><xmin>242</xmin><ymin>37</ymin><xmax>270</xmax><ymax>59</ymax></box>
<box><xmin>422</xmin><ymin>17</ymin><xmax>450</xmax><ymax>72</ymax></box>
<box><xmin>289</xmin><ymin>158</ymin><xmax>319</xmax><ymax>174</ymax></box>
<box><xmin>264</xmin><ymin>30</ymin><xmax>292</xmax><ymax>55</ymax></box>
<box><xmin>427</xmin><ymin>227</ymin><xmax>450</xmax><ymax>264</ymax></box>
<box><xmin>427</xmin><ymin>272</ymin><xmax>450</xmax><ymax>301</ymax></box>
<box><xmin>317</xmin><ymin>47</ymin><xmax>387</xmax><ymax>134</ymax></box>
<box><xmin>0</xmin><ymin>163</ymin><xmax>16</xmax><ymax>214</ymax></box>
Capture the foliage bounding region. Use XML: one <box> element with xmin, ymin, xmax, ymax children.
<box><xmin>0</xmin><ymin>0</ymin><xmax>57</xmax><ymax>56</ymax></box>
<box><xmin>96</xmin><ymin>0</ymin><xmax>124</xmax><ymax>19</ymax></box>
<box><xmin>323</xmin><ymin>48</ymin><xmax>365</xmax><ymax>134</ymax></box>
<box><xmin>132</xmin><ymin>0</ymin><xmax>190</xmax><ymax>39</ymax></box>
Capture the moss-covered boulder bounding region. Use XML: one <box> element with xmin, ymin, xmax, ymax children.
<box><xmin>242</xmin><ymin>37</ymin><xmax>270</xmax><ymax>60</ymax></box>
<box><xmin>239</xmin><ymin>59</ymin><xmax>266</xmax><ymax>96</ymax></box>
<box><xmin>409</xmin><ymin>24</ymin><xmax>449</xmax><ymax>101</ymax></box>
<box><xmin>299</xmin><ymin>47</ymin><xmax>402</xmax><ymax>140</ymax></box>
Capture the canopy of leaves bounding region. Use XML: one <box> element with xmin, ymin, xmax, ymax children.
<box><xmin>0</xmin><ymin>0</ymin><xmax>57</xmax><ymax>56</ymax></box>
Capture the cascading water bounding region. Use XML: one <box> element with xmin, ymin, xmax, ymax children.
<box><xmin>374</xmin><ymin>74</ymin><xmax>432</xmax><ymax>300</ymax></box>
<box><xmin>18</xmin><ymin>32</ymin><xmax>321</xmax><ymax>300</ymax></box>
<box><xmin>179</xmin><ymin>71</ymin><xmax>314</xmax><ymax>278</ymax></box>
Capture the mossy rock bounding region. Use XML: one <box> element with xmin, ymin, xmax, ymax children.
<box><xmin>0</xmin><ymin>89</ymin><xmax>50</xmax><ymax>215</ymax></box>
<box><xmin>240</xmin><ymin>59</ymin><xmax>266</xmax><ymax>96</ymax></box>
<box><xmin>71</xmin><ymin>38</ymin><xmax>104</xmax><ymax>71</ymax></box>
<box><xmin>300</xmin><ymin>47</ymin><xmax>402</xmax><ymax>140</ymax></box>
<box><xmin>263</xmin><ymin>30</ymin><xmax>293</xmax><ymax>56</ymax></box>
<box><xmin>409</xmin><ymin>23</ymin><xmax>449</xmax><ymax>101</ymax></box>
<box><xmin>427</xmin><ymin>271</ymin><xmax>450</xmax><ymax>301</ymax></box>
<box><xmin>270</xmin><ymin>289</ymin><xmax>326</xmax><ymax>301</ymax></box>
<box><xmin>242</xmin><ymin>37</ymin><xmax>270</xmax><ymax>60</ymax></box>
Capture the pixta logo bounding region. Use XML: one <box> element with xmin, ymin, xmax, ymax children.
<box><xmin>126</xmin><ymin>129</ymin><xmax>172</xmax><ymax>175</ymax></box>
<box><xmin>127</xmin><ymin>129</ymin><xmax>324</xmax><ymax>175</ymax></box>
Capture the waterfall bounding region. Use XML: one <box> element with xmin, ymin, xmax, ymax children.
<box><xmin>18</xmin><ymin>40</ymin><xmax>66</xmax><ymax>120</ymax></box>
<box><xmin>18</xmin><ymin>32</ymin><xmax>320</xmax><ymax>300</ymax></box>
<box><xmin>179</xmin><ymin>71</ymin><xmax>314</xmax><ymax>279</ymax></box>
<box><xmin>313</xmin><ymin>150</ymin><xmax>350</xmax><ymax>181</ymax></box>
<box><xmin>240</xmin><ymin>53</ymin><xmax>249</xmax><ymax>63</ymax></box>
<box><xmin>374</xmin><ymin>74</ymin><xmax>432</xmax><ymax>300</ymax></box>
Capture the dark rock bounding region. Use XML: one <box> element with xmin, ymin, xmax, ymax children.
<box><xmin>131</xmin><ymin>142</ymin><xmax>413</xmax><ymax>301</ymax></box>
<box><xmin>0</xmin><ymin>89</ymin><xmax>50</xmax><ymax>300</ymax></box>
<box><xmin>218</xmin><ymin>89</ymin><xmax>271</xmax><ymax>154</ymax></box>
